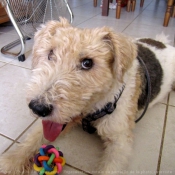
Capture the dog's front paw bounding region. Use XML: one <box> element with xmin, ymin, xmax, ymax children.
<box><xmin>0</xmin><ymin>150</ymin><xmax>33</xmax><ymax>175</ymax></box>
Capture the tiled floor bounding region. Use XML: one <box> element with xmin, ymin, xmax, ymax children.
<box><xmin>0</xmin><ymin>0</ymin><xmax>175</xmax><ymax>175</ymax></box>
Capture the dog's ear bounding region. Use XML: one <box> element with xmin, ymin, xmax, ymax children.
<box><xmin>36</xmin><ymin>17</ymin><xmax>71</xmax><ymax>37</ymax></box>
<box><xmin>44</xmin><ymin>17</ymin><xmax>71</xmax><ymax>34</ymax></box>
<box><xmin>32</xmin><ymin>18</ymin><xmax>71</xmax><ymax>68</ymax></box>
<box><xmin>101</xmin><ymin>27</ymin><xmax>137</xmax><ymax>82</ymax></box>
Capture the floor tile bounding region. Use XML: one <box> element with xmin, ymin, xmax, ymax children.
<box><xmin>53</xmin><ymin>126</ymin><xmax>102</xmax><ymax>174</ymax></box>
<box><xmin>0</xmin><ymin>62</ymin><xmax>6</xmax><ymax>68</ymax></box>
<box><xmin>62</xmin><ymin>165</ymin><xmax>89</xmax><ymax>175</ymax></box>
<box><xmin>69</xmin><ymin>0</ymin><xmax>92</xmax><ymax>8</ymax></box>
<box><xmin>10</xmin><ymin>50</ymin><xmax>33</xmax><ymax>70</ymax></box>
<box><xmin>72</xmin><ymin>2</ymin><xmax>101</xmax><ymax>18</ymax></box>
<box><xmin>169</xmin><ymin>92</ymin><xmax>175</xmax><ymax>107</ymax></box>
<box><xmin>94</xmin><ymin>7</ymin><xmax>141</xmax><ymax>23</ymax></box>
<box><xmin>77</xmin><ymin>17</ymin><xmax>130</xmax><ymax>32</ymax></box>
<box><xmin>159</xmin><ymin>106</ymin><xmax>175</xmax><ymax>174</ymax></box>
<box><xmin>123</xmin><ymin>23</ymin><xmax>175</xmax><ymax>43</ymax></box>
<box><xmin>132</xmin><ymin>15</ymin><xmax>175</xmax><ymax>28</ymax></box>
<box><xmin>0</xmin><ymin>64</ymin><xmax>34</xmax><ymax>139</ymax></box>
<box><xmin>72</xmin><ymin>15</ymin><xmax>95</xmax><ymax>27</ymax></box>
<box><xmin>0</xmin><ymin>33</ymin><xmax>18</xmax><ymax>63</ymax></box>
<box><xmin>127</xmin><ymin>104</ymin><xmax>166</xmax><ymax>174</ymax></box>
<box><xmin>30</xmin><ymin>165</ymin><xmax>88</xmax><ymax>175</ymax></box>
<box><xmin>31</xmin><ymin>165</ymin><xmax>88</xmax><ymax>175</ymax></box>
<box><xmin>18</xmin><ymin>119</ymin><xmax>40</xmax><ymax>142</ymax></box>
<box><xmin>0</xmin><ymin>33</ymin><xmax>33</xmax><ymax>63</ymax></box>
<box><xmin>0</xmin><ymin>135</ymin><xmax>13</xmax><ymax>155</ymax></box>
<box><xmin>0</xmin><ymin>22</ymin><xmax>16</xmax><ymax>34</ymax></box>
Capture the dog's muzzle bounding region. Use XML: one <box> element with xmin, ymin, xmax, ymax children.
<box><xmin>29</xmin><ymin>100</ymin><xmax>53</xmax><ymax>117</ymax></box>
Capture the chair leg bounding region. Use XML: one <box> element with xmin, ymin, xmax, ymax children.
<box><xmin>163</xmin><ymin>0</ymin><xmax>174</xmax><ymax>27</ymax></box>
<box><xmin>102</xmin><ymin>0</ymin><xmax>110</xmax><ymax>16</ymax></box>
<box><xmin>132</xmin><ymin>0</ymin><xmax>136</xmax><ymax>11</ymax></box>
<box><xmin>127</xmin><ymin>0</ymin><xmax>132</xmax><ymax>12</ymax></box>
<box><xmin>140</xmin><ymin>0</ymin><xmax>144</xmax><ymax>7</ymax></box>
<box><xmin>172</xmin><ymin>4</ymin><xmax>175</xmax><ymax>17</ymax></box>
<box><xmin>116</xmin><ymin>0</ymin><xmax>122</xmax><ymax>18</ymax></box>
<box><xmin>94</xmin><ymin>0</ymin><xmax>97</xmax><ymax>7</ymax></box>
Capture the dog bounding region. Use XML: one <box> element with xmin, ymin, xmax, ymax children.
<box><xmin>0</xmin><ymin>18</ymin><xmax>175</xmax><ymax>175</ymax></box>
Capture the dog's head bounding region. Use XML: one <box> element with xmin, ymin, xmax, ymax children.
<box><xmin>27</xmin><ymin>18</ymin><xmax>137</xmax><ymax>141</ymax></box>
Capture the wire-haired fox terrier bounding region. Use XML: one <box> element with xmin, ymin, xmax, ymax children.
<box><xmin>0</xmin><ymin>18</ymin><xmax>175</xmax><ymax>175</ymax></box>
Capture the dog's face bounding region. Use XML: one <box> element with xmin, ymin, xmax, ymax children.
<box><xmin>27</xmin><ymin>18</ymin><xmax>136</xmax><ymax>140</ymax></box>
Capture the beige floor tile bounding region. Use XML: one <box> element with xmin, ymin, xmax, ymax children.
<box><xmin>77</xmin><ymin>17</ymin><xmax>130</xmax><ymax>32</ymax></box>
<box><xmin>53</xmin><ymin>126</ymin><xmax>102</xmax><ymax>174</ymax></box>
<box><xmin>0</xmin><ymin>23</ymin><xmax>16</xmax><ymax>34</ymax></box>
<box><xmin>10</xmin><ymin>50</ymin><xmax>33</xmax><ymax>70</ymax></box>
<box><xmin>0</xmin><ymin>62</ymin><xmax>6</xmax><ymax>68</ymax></box>
<box><xmin>169</xmin><ymin>92</ymin><xmax>175</xmax><ymax>107</ymax></box>
<box><xmin>0</xmin><ymin>33</ymin><xmax>33</xmax><ymax>63</ymax></box>
<box><xmin>0</xmin><ymin>135</ymin><xmax>13</xmax><ymax>154</ymax></box>
<box><xmin>72</xmin><ymin>2</ymin><xmax>101</xmax><ymax>18</ymax></box>
<box><xmin>18</xmin><ymin>119</ymin><xmax>40</xmax><ymax>142</ymax></box>
<box><xmin>123</xmin><ymin>23</ymin><xmax>175</xmax><ymax>41</ymax></box>
<box><xmin>127</xmin><ymin>104</ymin><xmax>166</xmax><ymax>174</ymax></box>
<box><xmin>0</xmin><ymin>64</ymin><xmax>34</xmax><ymax>139</ymax></box>
<box><xmin>159</xmin><ymin>106</ymin><xmax>175</xmax><ymax>174</ymax></box>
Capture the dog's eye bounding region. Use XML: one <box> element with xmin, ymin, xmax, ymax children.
<box><xmin>48</xmin><ymin>50</ymin><xmax>56</xmax><ymax>61</ymax></box>
<box><xmin>81</xmin><ymin>58</ymin><xmax>93</xmax><ymax>70</ymax></box>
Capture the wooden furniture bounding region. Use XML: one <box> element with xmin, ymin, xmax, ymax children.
<box><xmin>127</xmin><ymin>0</ymin><xmax>136</xmax><ymax>12</ymax></box>
<box><xmin>163</xmin><ymin>0</ymin><xmax>175</xmax><ymax>27</ymax></box>
<box><xmin>94</xmin><ymin>0</ymin><xmax>144</xmax><ymax>18</ymax></box>
<box><xmin>0</xmin><ymin>3</ymin><xmax>9</xmax><ymax>24</ymax></box>
<box><xmin>94</xmin><ymin>0</ymin><xmax>98</xmax><ymax>7</ymax></box>
<box><xmin>94</xmin><ymin>0</ymin><xmax>175</xmax><ymax>27</ymax></box>
<box><xmin>115</xmin><ymin>0</ymin><xmax>144</xmax><ymax>18</ymax></box>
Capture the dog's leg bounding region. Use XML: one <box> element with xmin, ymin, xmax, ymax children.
<box><xmin>98</xmin><ymin>129</ymin><xmax>133</xmax><ymax>175</ymax></box>
<box><xmin>0</xmin><ymin>122</ymin><xmax>48</xmax><ymax>175</ymax></box>
<box><xmin>96</xmin><ymin>79</ymin><xmax>140</xmax><ymax>175</ymax></box>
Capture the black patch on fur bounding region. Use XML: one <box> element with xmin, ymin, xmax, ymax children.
<box><xmin>139</xmin><ymin>38</ymin><xmax>166</xmax><ymax>49</ymax></box>
<box><xmin>137</xmin><ymin>44</ymin><xmax>163</xmax><ymax>110</ymax></box>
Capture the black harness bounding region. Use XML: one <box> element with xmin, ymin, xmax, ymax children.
<box><xmin>82</xmin><ymin>56</ymin><xmax>151</xmax><ymax>134</ymax></box>
<box><xmin>82</xmin><ymin>85</ymin><xmax>125</xmax><ymax>134</ymax></box>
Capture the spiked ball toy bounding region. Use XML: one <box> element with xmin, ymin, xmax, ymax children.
<box><xmin>33</xmin><ymin>145</ymin><xmax>65</xmax><ymax>175</ymax></box>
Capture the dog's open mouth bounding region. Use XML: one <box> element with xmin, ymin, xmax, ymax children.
<box><xmin>42</xmin><ymin>120</ymin><xmax>66</xmax><ymax>142</ymax></box>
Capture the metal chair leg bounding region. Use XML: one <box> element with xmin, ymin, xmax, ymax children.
<box><xmin>64</xmin><ymin>0</ymin><xmax>74</xmax><ymax>23</ymax></box>
<box><xmin>1</xmin><ymin>0</ymin><xmax>26</xmax><ymax>61</ymax></box>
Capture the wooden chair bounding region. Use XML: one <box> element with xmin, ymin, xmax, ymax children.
<box><xmin>93</xmin><ymin>0</ymin><xmax>113</xmax><ymax>7</ymax></box>
<box><xmin>94</xmin><ymin>0</ymin><xmax>97</xmax><ymax>7</ymax></box>
<box><xmin>93</xmin><ymin>0</ymin><xmax>144</xmax><ymax>19</ymax></box>
<box><xmin>125</xmin><ymin>0</ymin><xmax>144</xmax><ymax>13</ymax></box>
<box><xmin>163</xmin><ymin>0</ymin><xmax>175</xmax><ymax>27</ymax></box>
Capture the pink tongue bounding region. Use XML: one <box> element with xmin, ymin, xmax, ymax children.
<box><xmin>42</xmin><ymin>120</ymin><xmax>63</xmax><ymax>142</ymax></box>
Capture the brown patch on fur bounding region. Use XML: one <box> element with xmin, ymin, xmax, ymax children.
<box><xmin>139</xmin><ymin>38</ymin><xmax>166</xmax><ymax>49</ymax></box>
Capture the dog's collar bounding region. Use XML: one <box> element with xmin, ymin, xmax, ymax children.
<box><xmin>82</xmin><ymin>85</ymin><xmax>125</xmax><ymax>134</ymax></box>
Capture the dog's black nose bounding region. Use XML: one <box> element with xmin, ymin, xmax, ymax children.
<box><xmin>29</xmin><ymin>100</ymin><xmax>53</xmax><ymax>117</ymax></box>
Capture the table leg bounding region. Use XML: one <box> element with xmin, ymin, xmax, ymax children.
<box><xmin>116</xmin><ymin>0</ymin><xmax>122</xmax><ymax>18</ymax></box>
<box><xmin>102</xmin><ymin>0</ymin><xmax>110</xmax><ymax>16</ymax></box>
<box><xmin>163</xmin><ymin>0</ymin><xmax>174</xmax><ymax>27</ymax></box>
